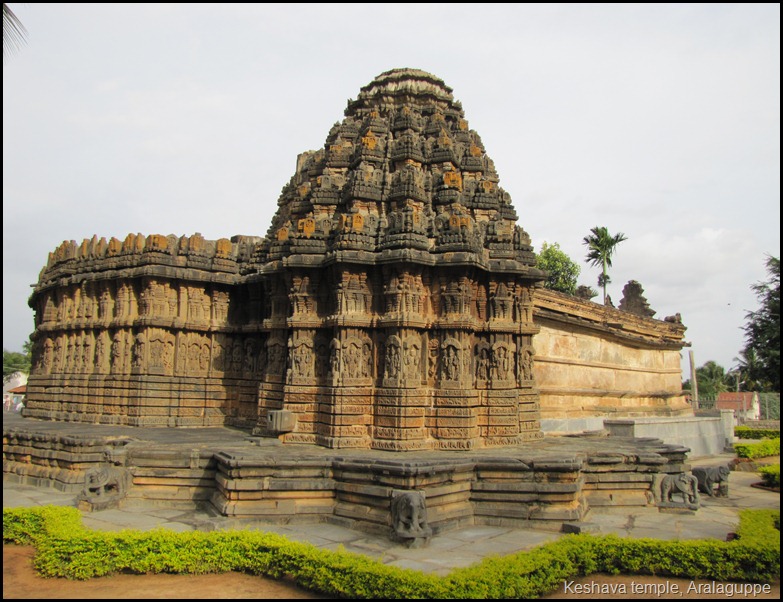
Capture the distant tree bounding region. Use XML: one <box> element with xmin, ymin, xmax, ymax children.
<box><xmin>536</xmin><ymin>242</ymin><xmax>580</xmax><ymax>295</ymax></box>
<box><xmin>3</xmin><ymin>345</ymin><xmax>31</xmax><ymax>383</ymax></box>
<box><xmin>740</xmin><ymin>255</ymin><xmax>780</xmax><ymax>391</ymax></box>
<box><xmin>693</xmin><ymin>360</ymin><xmax>731</xmax><ymax>400</ymax></box>
<box><xmin>582</xmin><ymin>226</ymin><xmax>628</xmax><ymax>305</ymax></box>
<box><xmin>733</xmin><ymin>348</ymin><xmax>765</xmax><ymax>392</ymax></box>
<box><xmin>3</xmin><ymin>3</ymin><xmax>27</xmax><ymax>61</ymax></box>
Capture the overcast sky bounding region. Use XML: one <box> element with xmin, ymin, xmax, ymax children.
<box><xmin>3</xmin><ymin>4</ymin><xmax>780</xmax><ymax>380</ymax></box>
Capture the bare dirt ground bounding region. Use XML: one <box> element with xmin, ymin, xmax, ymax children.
<box><xmin>4</xmin><ymin>544</ymin><xmax>779</xmax><ymax>600</ymax></box>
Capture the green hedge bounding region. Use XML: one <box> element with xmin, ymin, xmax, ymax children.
<box><xmin>735</xmin><ymin>426</ymin><xmax>780</xmax><ymax>440</ymax></box>
<box><xmin>4</xmin><ymin>506</ymin><xmax>780</xmax><ymax>598</ymax></box>
<box><xmin>2</xmin><ymin>505</ymin><xmax>85</xmax><ymax>545</ymax></box>
<box><xmin>758</xmin><ymin>465</ymin><xmax>780</xmax><ymax>488</ymax></box>
<box><xmin>734</xmin><ymin>438</ymin><xmax>780</xmax><ymax>459</ymax></box>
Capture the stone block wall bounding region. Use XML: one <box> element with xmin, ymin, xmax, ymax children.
<box><xmin>604</xmin><ymin>415</ymin><xmax>733</xmax><ymax>458</ymax></box>
<box><xmin>534</xmin><ymin>289</ymin><xmax>690</xmax><ymax>431</ymax></box>
<box><xmin>3</xmin><ymin>428</ymin><xmax>132</xmax><ymax>492</ymax></box>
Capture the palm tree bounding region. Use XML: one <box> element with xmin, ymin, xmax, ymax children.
<box><xmin>734</xmin><ymin>348</ymin><xmax>765</xmax><ymax>392</ymax></box>
<box><xmin>3</xmin><ymin>3</ymin><xmax>27</xmax><ymax>61</ymax></box>
<box><xmin>695</xmin><ymin>360</ymin><xmax>730</xmax><ymax>400</ymax></box>
<box><xmin>582</xmin><ymin>226</ymin><xmax>628</xmax><ymax>305</ymax></box>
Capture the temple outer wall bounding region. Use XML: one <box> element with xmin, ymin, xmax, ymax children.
<box><xmin>23</xmin><ymin>233</ymin><xmax>264</xmax><ymax>429</ymax></box>
<box><xmin>533</xmin><ymin>289</ymin><xmax>691</xmax><ymax>434</ymax></box>
<box><xmin>24</xmin><ymin>238</ymin><xmax>692</xmax><ymax>434</ymax></box>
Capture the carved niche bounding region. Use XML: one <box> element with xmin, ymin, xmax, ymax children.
<box><xmin>288</xmin><ymin>337</ymin><xmax>314</xmax><ymax>383</ymax></box>
<box><xmin>490</xmin><ymin>341</ymin><xmax>515</xmax><ymax>383</ymax></box>
<box><xmin>440</xmin><ymin>338</ymin><xmax>464</xmax><ymax>384</ymax></box>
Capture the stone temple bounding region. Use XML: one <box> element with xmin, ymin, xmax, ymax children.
<box><xmin>8</xmin><ymin>69</ymin><xmax>710</xmax><ymax>538</ymax></box>
<box><xmin>25</xmin><ymin>68</ymin><xmax>548</xmax><ymax>449</ymax></box>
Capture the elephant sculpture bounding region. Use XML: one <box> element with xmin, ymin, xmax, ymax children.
<box><xmin>660</xmin><ymin>472</ymin><xmax>700</xmax><ymax>508</ymax></box>
<box><xmin>692</xmin><ymin>465</ymin><xmax>730</xmax><ymax>497</ymax></box>
<box><xmin>391</xmin><ymin>490</ymin><xmax>432</xmax><ymax>546</ymax></box>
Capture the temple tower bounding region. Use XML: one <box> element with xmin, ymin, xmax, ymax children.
<box><xmin>244</xmin><ymin>69</ymin><xmax>545</xmax><ymax>449</ymax></box>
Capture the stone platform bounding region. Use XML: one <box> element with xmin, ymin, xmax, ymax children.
<box><xmin>3</xmin><ymin>412</ymin><xmax>695</xmax><ymax>540</ymax></box>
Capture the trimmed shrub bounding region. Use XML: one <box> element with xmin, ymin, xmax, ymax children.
<box><xmin>734</xmin><ymin>438</ymin><xmax>780</xmax><ymax>459</ymax></box>
<box><xmin>3</xmin><ymin>506</ymin><xmax>780</xmax><ymax>598</ymax></box>
<box><xmin>2</xmin><ymin>505</ymin><xmax>84</xmax><ymax>545</ymax></box>
<box><xmin>735</xmin><ymin>426</ymin><xmax>780</xmax><ymax>440</ymax></box>
<box><xmin>758</xmin><ymin>465</ymin><xmax>780</xmax><ymax>488</ymax></box>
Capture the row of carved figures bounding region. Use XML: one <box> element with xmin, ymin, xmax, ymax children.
<box><xmin>318</xmin><ymin>106</ymin><xmax>497</xmax><ymax>172</ymax></box>
<box><xmin>36</xmin><ymin>282</ymin><xmax>231</xmax><ymax>327</ymax></box>
<box><xmin>320</xmin><ymin>128</ymin><xmax>494</xmax><ymax>170</ymax></box>
<box><xmin>33</xmin><ymin>329</ymin><xmax>536</xmax><ymax>387</ymax></box>
<box><xmin>275</xmin><ymin>198</ymin><xmax>524</xmax><ymax>253</ymax></box>
<box><xmin>288</xmin><ymin>274</ymin><xmax>534</xmax><ymax>323</ymax></box>
<box><xmin>291</xmin><ymin>156</ymin><xmax>503</xmax><ymax>203</ymax></box>
<box><xmin>35</xmin><ymin>271</ymin><xmax>536</xmax><ymax>336</ymax></box>
<box><xmin>34</xmin><ymin>330</ymin><xmax>260</xmax><ymax>377</ymax></box>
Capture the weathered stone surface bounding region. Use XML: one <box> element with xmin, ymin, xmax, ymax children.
<box><xmin>561</xmin><ymin>522</ymin><xmax>602</xmax><ymax>534</ymax></box>
<box><xmin>535</xmin><ymin>289</ymin><xmax>689</xmax><ymax>427</ymax></box>
<box><xmin>22</xmin><ymin>67</ymin><xmax>688</xmax><ymax>459</ymax></box>
<box><xmin>22</xmin><ymin>69</ymin><xmax>548</xmax><ymax>451</ymax></box>
<box><xmin>6</xmin><ymin>415</ymin><xmax>702</xmax><ymax>537</ymax></box>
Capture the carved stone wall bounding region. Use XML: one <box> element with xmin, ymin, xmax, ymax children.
<box><xmin>241</xmin><ymin>69</ymin><xmax>544</xmax><ymax>450</ymax></box>
<box><xmin>23</xmin><ymin>69</ymin><xmax>689</xmax><ymax>448</ymax></box>
<box><xmin>25</xmin><ymin>233</ymin><xmax>263</xmax><ymax>427</ymax></box>
<box><xmin>246</xmin><ymin>260</ymin><xmax>541</xmax><ymax>450</ymax></box>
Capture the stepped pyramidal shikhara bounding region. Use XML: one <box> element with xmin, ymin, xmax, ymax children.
<box><xmin>25</xmin><ymin>68</ymin><xmax>547</xmax><ymax>450</ymax></box>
